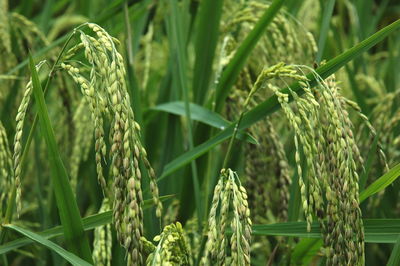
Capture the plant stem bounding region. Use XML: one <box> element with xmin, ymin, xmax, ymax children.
<box><xmin>222</xmin><ymin>111</ymin><xmax>246</xmax><ymax>169</ymax></box>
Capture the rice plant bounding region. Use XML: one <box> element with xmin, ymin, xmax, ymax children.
<box><xmin>0</xmin><ymin>0</ymin><xmax>400</xmax><ymax>265</ymax></box>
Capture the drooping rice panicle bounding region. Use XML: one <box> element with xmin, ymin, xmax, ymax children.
<box><xmin>202</xmin><ymin>169</ymin><xmax>251</xmax><ymax>266</ymax></box>
<box><xmin>93</xmin><ymin>197</ymin><xmax>113</xmax><ymax>266</ymax></box>
<box><xmin>146</xmin><ymin>222</ymin><xmax>191</xmax><ymax>266</ymax></box>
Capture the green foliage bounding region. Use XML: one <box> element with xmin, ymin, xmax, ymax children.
<box><xmin>0</xmin><ymin>0</ymin><xmax>400</xmax><ymax>265</ymax></box>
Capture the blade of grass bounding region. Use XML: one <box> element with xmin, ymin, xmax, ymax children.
<box><xmin>214</xmin><ymin>0</ymin><xmax>284</xmax><ymax>112</ymax></box>
<box><xmin>316</xmin><ymin>0</ymin><xmax>336</xmax><ymax>63</ymax></box>
<box><xmin>388</xmin><ymin>235</ymin><xmax>400</xmax><ymax>266</ymax></box>
<box><xmin>152</xmin><ymin>101</ymin><xmax>257</xmax><ymax>144</ymax></box>
<box><xmin>291</xmin><ymin>238</ymin><xmax>322</xmax><ymax>265</ymax></box>
<box><xmin>28</xmin><ymin>54</ymin><xmax>92</xmax><ymax>263</ymax></box>
<box><xmin>168</xmin><ymin>0</ymin><xmax>203</xmax><ymax>231</ymax></box>
<box><xmin>2</xmin><ymin>224</ymin><xmax>91</xmax><ymax>266</ymax></box>
<box><xmin>360</xmin><ymin>162</ymin><xmax>400</xmax><ymax>202</ymax></box>
<box><xmin>152</xmin><ymin>101</ymin><xmax>231</xmax><ymax>129</ymax></box>
<box><xmin>192</xmin><ymin>0</ymin><xmax>223</xmax><ymax>104</ymax></box>
<box><xmin>250</xmin><ymin>219</ymin><xmax>400</xmax><ymax>243</ymax></box>
<box><xmin>158</xmin><ymin>19</ymin><xmax>400</xmax><ymax>182</ymax></box>
<box><xmin>0</xmin><ymin>195</ymin><xmax>174</xmax><ymax>255</ymax></box>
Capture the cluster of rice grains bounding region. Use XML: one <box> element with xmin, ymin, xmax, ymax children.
<box><xmin>263</xmin><ymin>63</ymin><xmax>366</xmax><ymax>265</ymax></box>
<box><xmin>221</xmin><ymin>0</ymin><xmax>316</xmax><ymax>225</ymax></box>
<box><xmin>0</xmin><ymin>121</ymin><xmax>12</xmax><ymax>213</ymax></box>
<box><xmin>63</xmin><ymin>23</ymin><xmax>163</xmax><ymax>264</ymax></box>
<box><xmin>12</xmin><ymin>23</ymin><xmax>163</xmax><ymax>265</ymax></box>
<box><xmin>93</xmin><ymin>198</ymin><xmax>113</xmax><ymax>266</ymax></box>
<box><xmin>219</xmin><ymin>1</ymin><xmax>368</xmax><ymax>264</ymax></box>
<box><xmin>145</xmin><ymin>222</ymin><xmax>191</xmax><ymax>265</ymax></box>
<box><xmin>201</xmin><ymin>169</ymin><xmax>251</xmax><ymax>266</ymax></box>
<box><xmin>220</xmin><ymin>1</ymin><xmax>316</xmax><ymax>261</ymax></box>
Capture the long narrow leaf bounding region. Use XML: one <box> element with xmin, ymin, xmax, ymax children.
<box><xmin>360</xmin><ymin>162</ymin><xmax>400</xmax><ymax>202</ymax></box>
<box><xmin>29</xmin><ymin>54</ymin><xmax>93</xmax><ymax>263</ymax></box>
<box><xmin>152</xmin><ymin>101</ymin><xmax>257</xmax><ymax>144</ymax></box>
<box><xmin>316</xmin><ymin>0</ymin><xmax>336</xmax><ymax>63</ymax></box>
<box><xmin>0</xmin><ymin>195</ymin><xmax>174</xmax><ymax>254</ymax></box>
<box><xmin>251</xmin><ymin>219</ymin><xmax>400</xmax><ymax>243</ymax></box>
<box><xmin>388</xmin><ymin>235</ymin><xmax>400</xmax><ymax>266</ymax></box>
<box><xmin>291</xmin><ymin>238</ymin><xmax>322</xmax><ymax>265</ymax></box>
<box><xmin>153</xmin><ymin>101</ymin><xmax>229</xmax><ymax>130</ymax></box>
<box><xmin>168</xmin><ymin>0</ymin><xmax>203</xmax><ymax>230</ymax></box>
<box><xmin>192</xmin><ymin>0</ymin><xmax>223</xmax><ymax>104</ymax></box>
<box><xmin>3</xmin><ymin>224</ymin><xmax>91</xmax><ymax>266</ymax></box>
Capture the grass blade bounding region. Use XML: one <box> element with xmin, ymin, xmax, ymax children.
<box><xmin>0</xmin><ymin>195</ymin><xmax>174</xmax><ymax>255</ymax></box>
<box><xmin>291</xmin><ymin>238</ymin><xmax>322</xmax><ymax>265</ymax></box>
<box><xmin>3</xmin><ymin>224</ymin><xmax>91</xmax><ymax>266</ymax></box>
<box><xmin>316</xmin><ymin>0</ymin><xmax>336</xmax><ymax>63</ymax></box>
<box><xmin>192</xmin><ymin>0</ymin><xmax>223</xmax><ymax>104</ymax></box>
<box><xmin>388</xmin><ymin>235</ymin><xmax>400</xmax><ymax>266</ymax></box>
<box><xmin>214</xmin><ymin>0</ymin><xmax>285</xmax><ymax>111</ymax></box>
<box><xmin>153</xmin><ymin>101</ymin><xmax>228</xmax><ymax>130</ymax></box>
<box><xmin>168</xmin><ymin>0</ymin><xmax>203</xmax><ymax>230</ymax></box>
<box><xmin>251</xmin><ymin>219</ymin><xmax>400</xmax><ymax>243</ymax></box>
<box><xmin>159</xmin><ymin>19</ymin><xmax>400</xmax><ymax>182</ymax></box>
<box><xmin>28</xmin><ymin>54</ymin><xmax>92</xmax><ymax>263</ymax></box>
<box><xmin>360</xmin><ymin>163</ymin><xmax>400</xmax><ymax>203</ymax></box>
<box><xmin>152</xmin><ymin>101</ymin><xmax>257</xmax><ymax>144</ymax></box>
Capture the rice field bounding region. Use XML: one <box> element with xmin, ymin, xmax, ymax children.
<box><xmin>0</xmin><ymin>0</ymin><xmax>400</xmax><ymax>265</ymax></box>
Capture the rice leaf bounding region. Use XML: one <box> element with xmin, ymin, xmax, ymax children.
<box><xmin>152</xmin><ymin>101</ymin><xmax>257</xmax><ymax>144</ymax></box>
<box><xmin>250</xmin><ymin>219</ymin><xmax>400</xmax><ymax>243</ymax></box>
<box><xmin>316</xmin><ymin>0</ymin><xmax>336</xmax><ymax>63</ymax></box>
<box><xmin>0</xmin><ymin>195</ymin><xmax>174</xmax><ymax>254</ymax></box>
<box><xmin>192</xmin><ymin>0</ymin><xmax>223</xmax><ymax>104</ymax></box>
<box><xmin>168</xmin><ymin>0</ymin><xmax>203</xmax><ymax>230</ymax></box>
<box><xmin>291</xmin><ymin>238</ymin><xmax>322</xmax><ymax>265</ymax></box>
<box><xmin>388</xmin><ymin>235</ymin><xmax>400</xmax><ymax>266</ymax></box>
<box><xmin>28</xmin><ymin>54</ymin><xmax>93</xmax><ymax>263</ymax></box>
<box><xmin>360</xmin><ymin>162</ymin><xmax>400</xmax><ymax>203</ymax></box>
<box><xmin>3</xmin><ymin>224</ymin><xmax>91</xmax><ymax>266</ymax></box>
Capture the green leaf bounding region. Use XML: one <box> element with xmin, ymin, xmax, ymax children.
<box><xmin>0</xmin><ymin>195</ymin><xmax>174</xmax><ymax>254</ymax></box>
<box><xmin>28</xmin><ymin>54</ymin><xmax>93</xmax><ymax>263</ymax></box>
<box><xmin>214</xmin><ymin>0</ymin><xmax>285</xmax><ymax>112</ymax></box>
<box><xmin>388</xmin><ymin>235</ymin><xmax>400</xmax><ymax>266</ymax></box>
<box><xmin>168</xmin><ymin>0</ymin><xmax>203</xmax><ymax>231</ymax></box>
<box><xmin>151</xmin><ymin>101</ymin><xmax>257</xmax><ymax>144</ymax></box>
<box><xmin>316</xmin><ymin>0</ymin><xmax>336</xmax><ymax>63</ymax></box>
<box><xmin>192</xmin><ymin>0</ymin><xmax>223</xmax><ymax>104</ymax></box>
<box><xmin>159</xmin><ymin>19</ymin><xmax>400</xmax><ymax>182</ymax></box>
<box><xmin>153</xmin><ymin>101</ymin><xmax>228</xmax><ymax>130</ymax></box>
<box><xmin>3</xmin><ymin>224</ymin><xmax>91</xmax><ymax>266</ymax></box>
<box><xmin>251</xmin><ymin>219</ymin><xmax>400</xmax><ymax>243</ymax></box>
<box><xmin>291</xmin><ymin>238</ymin><xmax>322</xmax><ymax>265</ymax></box>
<box><xmin>360</xmin><ymin>162</ymin><xmax>400</xmax><ymax>203</ymax></box>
